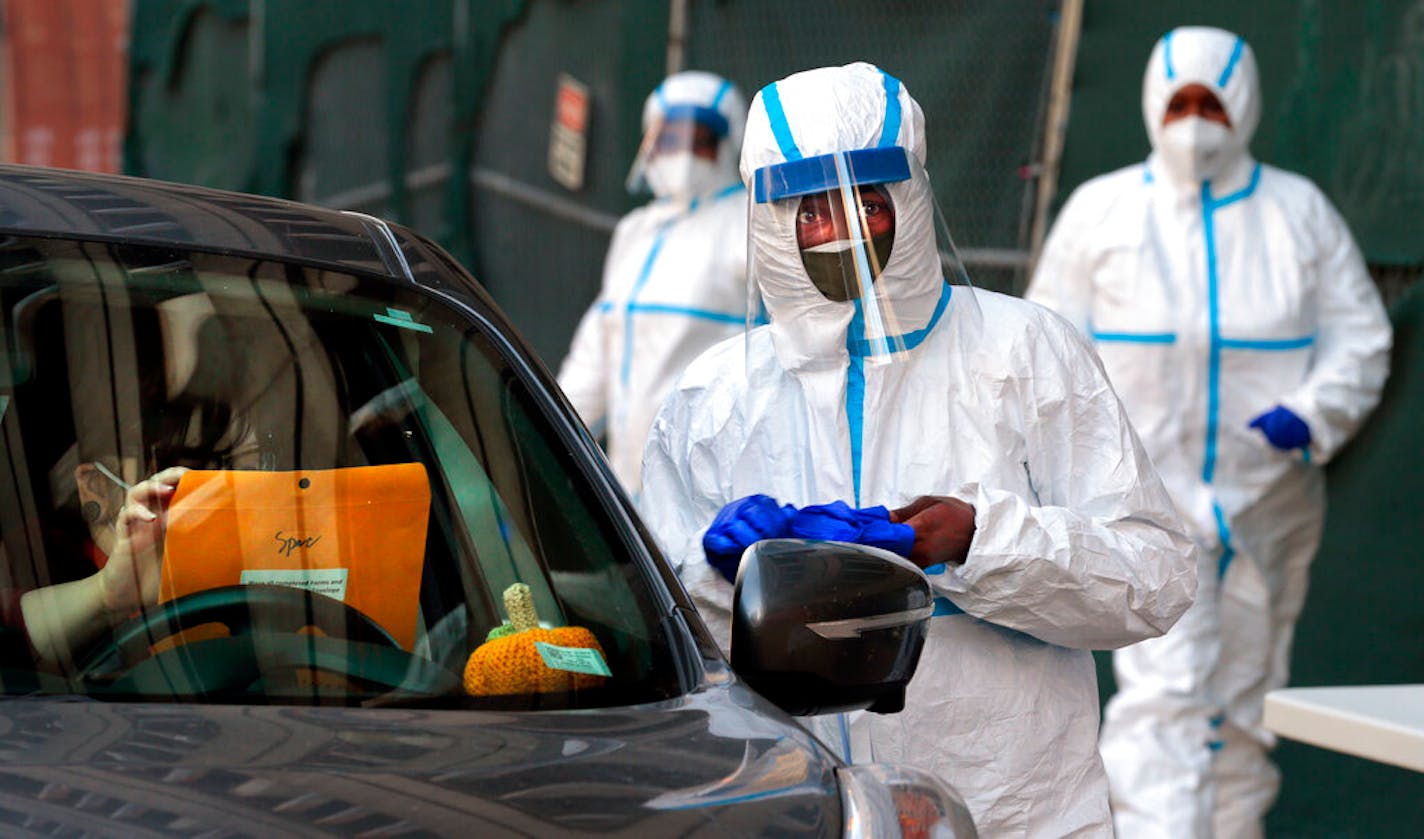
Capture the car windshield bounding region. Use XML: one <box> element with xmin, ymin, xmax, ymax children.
<box><xmin>0</xmin><ymin>235</ymin><xmax>683</xmax><ymax>709</ymax></box>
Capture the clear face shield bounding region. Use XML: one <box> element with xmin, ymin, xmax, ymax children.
<box><xmin>625</xmin><ymin>105</ymin><xmax>729</xmax><ymax>198</ymax></box>
<box><xmin>747</xmin><ymin>146</ymin><xmax>978</xmax><ymax>365</ymax></box>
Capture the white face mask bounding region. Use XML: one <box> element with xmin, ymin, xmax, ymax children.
<box><xmin>643</xmin><ymin>152</ymin><xmax>724</xmax><ymax>198</ymax></box>
<box><xmin>1156</xmin><ymin>116</ymin><xmax>1239</xmax><ymax>185</ymax></box>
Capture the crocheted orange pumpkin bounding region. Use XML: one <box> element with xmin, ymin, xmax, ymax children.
<box><xmin>463</xmin><ymin>583</ymin><xmax>609</xmax><ymax>696</ymax></box>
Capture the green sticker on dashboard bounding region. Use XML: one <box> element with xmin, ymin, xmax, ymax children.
<box><xmin>535</xmin><ymin>641</ymin><xmax>612</xmax><ymax>677</ymax></box>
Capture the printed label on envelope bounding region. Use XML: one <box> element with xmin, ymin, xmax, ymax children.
<box><xmin>535</xmin><ymin>641</ymin><xmax>612</xmax><ymax>677</ymax></box>
<box><xmin>240</xmin><ymin>568</ymin><xmax>349</xmax><ymax>601</ymax></box>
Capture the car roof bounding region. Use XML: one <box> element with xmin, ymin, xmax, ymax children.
<box><xmin>0</xmin><ymin>164</ymin><xmax>394</xmax><ymax>275</ymax></box>
<box><xmin>0</xmin><ymin>164</ymin><xmax>558</xmax><ymax>431</ymax></box>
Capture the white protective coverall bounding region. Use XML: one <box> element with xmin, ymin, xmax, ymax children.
<box><xmin>1027</xmin><ymin>27</ymin><xmax>1392</xmax><ymax>839</ymax></box>
<box><xmin>641</xmin><ymin>62</ymin><xmax>1197</xmax><ymax>838</ymax></box>
<box><xmin>558</xmin><ymin>71</ymin><xmax>749</xmax><ymax>497</ymax></box>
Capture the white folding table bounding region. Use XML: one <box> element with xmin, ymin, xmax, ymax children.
<box><xmin>1263</xmin><ymin>684</ymin><xmax>1424</xmax><ymax>773</ymax></box>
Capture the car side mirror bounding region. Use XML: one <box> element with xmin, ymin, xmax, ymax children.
<box><xmin>731</xmin><ymin>538</ymin><xmax>932</xmax><ymax>717</ymax></box>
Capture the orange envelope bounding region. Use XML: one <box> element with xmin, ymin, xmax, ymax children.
<box><xmin>160</xmin><ymin>464</ymin><xmax>431</xmax><ymax>649</ymax></box>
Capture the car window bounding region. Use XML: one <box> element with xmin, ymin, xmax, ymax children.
<box><xmin>0</xmin><ymin>235</ymin><xmax>682</xmax><ymax>709</ymax></box>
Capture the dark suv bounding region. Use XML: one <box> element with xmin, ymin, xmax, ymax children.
<box><xmin>0</xmin><ymin>165</ymin><xmax>972</xmax><ymax>836</ymax></box>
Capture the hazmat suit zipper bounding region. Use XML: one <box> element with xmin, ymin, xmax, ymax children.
<box><xmin>843</xmin><ymin>284</ymin><xmax>953</xmax><ymax>507</ymax></box>
<box><xmin>1198</xmin><ymin>162</ymin><xmax>1261</xmax><ymax>577</ymax></box>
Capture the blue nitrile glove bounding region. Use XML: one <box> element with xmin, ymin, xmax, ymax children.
<box><xmin>854</xmin><ymin>506</ymin><xmax>918</xmax><ymax>558</ymax></box>
<box><xmin>1248</xmin><ymin>405</ymin><xmax>1312</xmax><ymax>451</ymax></box>
<box><xmin>788</xmin><ymin>501</ymin><xmax>916</xmax><ymax>559</ymax></box>
<box><xmin>702</xmin><ymin>494</ymin><xmax>796</xmax><ymax>583</ymax></box>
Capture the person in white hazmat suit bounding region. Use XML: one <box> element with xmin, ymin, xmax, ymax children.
<box><xmin>558</xmin><ymin>71</ymin><xmax>750</xmax><ymax>497</ymax></box>
<box><xmin>640</xmin><ymin>62</ymin><xmax>1198</xmax><ymax>837</ymax></box>
<box><xmin>1027</xmin><ymin>26</ymin><xmax>1392</xmax><ymax>838</ymax></box>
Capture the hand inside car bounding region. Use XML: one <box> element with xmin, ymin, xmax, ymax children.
<box><xmin>21</xmin><ymin>465</ymin><xmax>190</xmax><ymax>667</ymax></box>
<box><xmin>888</xmin><ymin>496</ymin><xmax>976</xmax><ymax>569</ymax></box>
<box><xmin>97</xmin><ymin>466</ymin><xmax>189</xmax><ymax>618</ymax></box>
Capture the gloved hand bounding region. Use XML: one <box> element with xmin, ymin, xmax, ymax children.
<box><xmin>1248</xmin><ymin>405</ymin><xmax>1311</xmax><ymax>451</ymax></box>
<box><xmin>702</xmin><ymin>495</ymin><xmax>796</xmax><ymax>583</ymax></box>
<box><xmin>788</xmin><ymin>501</ymin><xmax>916</xmax><ymax>559</ymax></box>
<box><xmin>888</xmin><ymin>496</ymin><xmax>976</xmax><ymax>569</ymax></box>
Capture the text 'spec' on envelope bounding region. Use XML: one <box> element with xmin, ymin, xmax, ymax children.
<box><xmin>161</xmin><ymin>463</ymin><xmax>432</xmax><ymax>649</ymax></box>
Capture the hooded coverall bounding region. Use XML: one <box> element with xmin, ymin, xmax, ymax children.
<box><xmin>558</xmin><ymin>71</ymin><xmax>750</xmax><ymax>496</ymax></box>
<box><xmin>1028</xmin><ymin>27</ymin><xmax>1392</xmax><ymax>838</ymax></box>
<box><xmin>642</xmin><ymin>61</ymin><xmax>1197</xmax><ymax>838</ymax></box>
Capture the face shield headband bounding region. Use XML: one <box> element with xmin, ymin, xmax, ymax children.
<box><xmin>752</xmin><ymin>145</ymin><xmax>910</xmax><ymax>204</ymax></box>
<box><xmin>658</xmin><ymin>104</ymin><xmax>729</xmax><ymax>142</ymax></box>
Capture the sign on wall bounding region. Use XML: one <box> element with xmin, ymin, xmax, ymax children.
<box><xmin>548</xmin><ymin>73</ymin><xmax>590</xmax><ymax>191</ymax></box>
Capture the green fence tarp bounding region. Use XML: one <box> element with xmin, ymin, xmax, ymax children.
<box><xmin>127</xmin><ymin>0</ymin><xmax>530</xmax><ymax>270</ymax></box>
<box><xmin>127</xmin><ymin>0</ymin><xmax>1057</xmax><ymax>364</ymax></box>
<box><xmin>468</xmin><ymin>1</ymin><xmax>1056</xmax><ymax>362</ymax></box>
